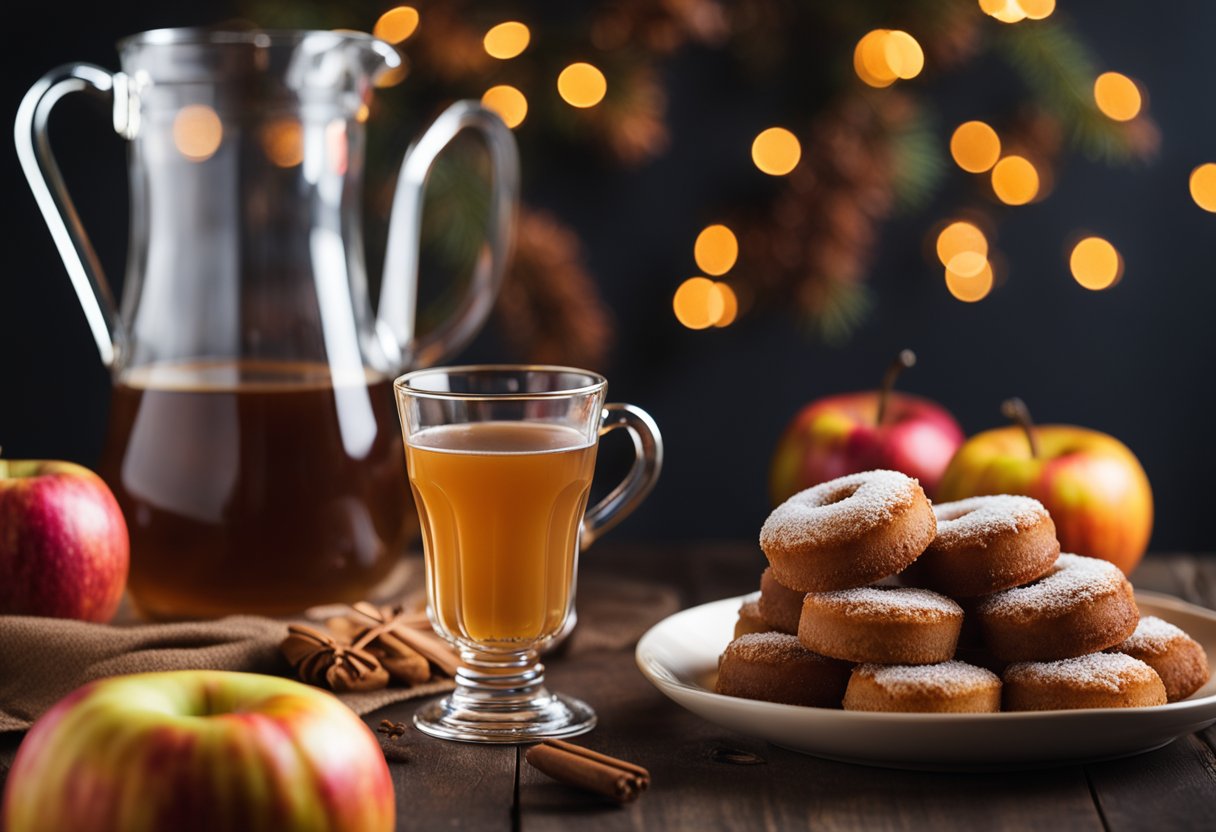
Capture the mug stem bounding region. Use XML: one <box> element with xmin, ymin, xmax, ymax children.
<box><xmin>413</xmin><ymin>647</ymin><xmax>596</xmax><ymax>743</ymax></box>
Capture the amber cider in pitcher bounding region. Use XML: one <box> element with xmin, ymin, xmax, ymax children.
<box><xmin>100</xmin><ymin>359</ymin><xmax>413</xmax><ymax>619</ymax></box>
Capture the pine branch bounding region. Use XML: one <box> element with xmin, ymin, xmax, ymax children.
<box><xmin>890</xmin><ymin>107</ymin><xmax>947</xmax><ymax>212</ymax></box>
<box><xmin>800</xmin><ymin>280</ymin><xmax>873</xmax><ymax>347</ymax></box>
<box><xmin>994</xmin><ymin>20</ymin><xmax>1155</xmax><ymax>164</ymax></box>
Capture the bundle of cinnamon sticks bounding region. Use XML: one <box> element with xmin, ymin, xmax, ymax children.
<box><xmin>525</xmin><ymin>739</ymin><xmax>651</xmax><ymax>804</ymax></box>
<box><xmin>280</xmin><ymin>603</ymin><xmax>460</xmax><ymax>693</ymax></box>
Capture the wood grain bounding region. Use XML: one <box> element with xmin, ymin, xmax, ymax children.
<box><xmin>0</xmin><ymin>547</ymin><xmax>1213</xmax><ymax>832</ymax></box>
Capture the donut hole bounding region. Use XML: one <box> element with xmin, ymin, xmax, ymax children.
<box><xmin>814</xmin><ymin>482</ymin><xmax>862</xmax><ymax>508</ymax></box>
<box><xmin>935</xmin><ymin>504</ymin><xmax>978</xmax><ymax>523</ymax></box>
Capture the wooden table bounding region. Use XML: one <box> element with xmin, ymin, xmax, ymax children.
<box><xmin>377</xmin><ymin>545</ymin><xmax>1216</xmax><ymax>831</ymax></box>
<box><xmin>1</xmin><ymin>546</ymin><xmax>1212</xmax><ymax>830</ymax></box>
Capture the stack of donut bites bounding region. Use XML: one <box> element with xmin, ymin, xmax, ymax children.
<box><xmin>717</xmin><ymin>470</ymin><xmax>1211</xmax><ymax>713</ymax></box>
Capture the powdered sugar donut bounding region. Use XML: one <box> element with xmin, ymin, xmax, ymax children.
<box><xmin>976</xmin><ymin>554</ymin><xmax>1139</xmax><ymax>662</ymax></box>
<box><xmin>843</xmin><ymin>661</ymin><xmax>1001</xmax><ymax>713</ymax></box>
<box><xmin>1109</xmin><ymin>616</ymin><xmax>1211</xmax><ymax>702</ymax></box>
<box><xmin>903</xmin><ymin>495</ymin><xmax>1060</xmax><ymax>597</ymax></box>
<box><xmin>733</xmin><ymin>597</ymin><xmax>770</xmax><ymax>638</ymax></box>
<box><xmin>798</xmin><ymin>586</ymin><xmax>963</xmax><ymax>664</ymax></box>
<box><xmin>1003</xmin><ymin>652</ymin><xmax>1167</xmax><ymax>710</ymax></box>
<box><xmin>715</xmin><ymin>633</ymin><xmax>852</xmax><ymax>707</ymax></box>
<box><xmin>758</xmin><ymin>567</ymin><xmax>805</xmax><ymax>634</ymax></box>
<box><xmin>759</xmin><ymin>470</ymin><xmax>936</xmax><ymax>592</ymax></box>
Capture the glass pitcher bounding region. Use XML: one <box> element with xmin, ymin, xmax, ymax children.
<box><xmin>14</xmin><ymin>28</ymin><xmax>519</xmax><ymax>619</ymax></box>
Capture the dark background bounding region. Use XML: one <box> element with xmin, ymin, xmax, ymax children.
<box><xmin>2</xmin><ymin>1</ymin><xmax>1213</xmax><ymax>551</ymax></box>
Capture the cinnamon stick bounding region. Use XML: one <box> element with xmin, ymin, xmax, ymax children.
<box><xmin>390</xmin><ymin>623</ymin><xmax>462</xmax><ymax>678</ymax></box>
<box><xmin>524</xmin><ymin>740</ymin><xmax>650</xmax><ymax>804</ymax></box>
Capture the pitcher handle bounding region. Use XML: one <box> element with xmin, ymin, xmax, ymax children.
<box><xmin>581</xmin><ymin>403</ymin><xmax>664</xmax><ymax>550</ymax></box>
<box><xmin>14</xmin><ymin>63</ymin><xmax>129</xmax><ymax>368</ymax></box>
<box><xmin>378</xmin><ymin>101</ymin><xmax>519</xmax><ymax>370</ymax></box>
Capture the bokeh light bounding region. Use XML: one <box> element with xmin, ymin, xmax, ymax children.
<box><xmin>261</xmin><ymin>118</ymin><xmax>304</xmax><ymax>168</ymax></box>
<box><xmin>1070</xmin><ymin>237</ymin><xmax>1122</xmax><ymax>290</ymax></box>
<box><xmin>484</xmin><ymin>21</ymin><xmax>530</xmax><ymax>59</ymax></box>
<box><xmin>950</xmin><ymin>121</ymin><xmax>1001</xmax><ymax>173</ymax></box>
<box><xmin>557</xmin><ymin>63</ymin><xmax>607</xmax><ymax>108</ymax></box>
<box><xmin>751</xmin><ymin>127</ymin><xmax>801</xmax><ymax>176</ymax></box>
<box><xmin>854</xmin><ymin>30</ymin><xmax>895</xmax><ymax>87</ymax></box>
<box><xmin>935</xmin><ymin>221</ymin><xmax>989</xmax><ymax>266</ymax></box>
<box><xmin>1189</xmin><ymin>163</ymin><xmax>1216</xmax><ymax>213</ymax></box>
<box><xmin>945</xmin><ymin>260</ymin><xmax>995</xmax><ymax>302</ymax></box>
<box><xmin>991</xmin><ymin>155</ymin><xmax>1039</xmax><ymax>205</ymax></box>
<box><xmin>946</xmin><ymin>251</ymin><xmax>988</xmax><ymax>278</ymax></box>
<box><xmin>980</xmin><ymin>0</ymin><xmax>1027</xmax><ymax>24</ymax></box>
<box><xmin>481</xmin><ymin>85</ymin><xmax>528</xmax><ymax>129</ymax></box>
<box><xmin>173</xmin><ymin>105</ymin><xmax>223</xmax><ymax>162</ymax></box>
<box><xmin>713</xmin><ymin>282</ymin><xmax>738</xmax><ymax>327</ymax></box>
<box><xmin>355</xmin><ymin>103</ymin><xmax>370</xmax><ymax>123</ymax></box>
<box><xmin>1093</xmin><ymin>72</ymin><xmax>1142</xmax><ymax>122</ymax></box>
<box><xmin>694</xmin><ymin>224</ymin><xmax>738</xmax><ymax>276</ymax></box>
<box><xmin>883</xmin><ymin>31</ymin><xmax>924</xmax><ymax>80</ymax></box>
<box><xmin>1018</xmin><ymin>0</ymin><xmax>1056</xmax><ymax>19</ymax></box>
<box><xmin>673</xmin><ymin>277</ymin><xmax>725</xmax><ymax>329</ymax></box>
<box><xmin>374</xmin><ymin>7</ymin><xmax>420</xmax><ymax>45</ymax></box>
<box><xmin>374</xmin><ymin>58</ymin><xmax>410</xmax><ymax>89</ymax></box>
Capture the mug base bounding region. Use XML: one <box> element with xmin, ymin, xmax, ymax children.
<box><xmin>413</xmin><ymin>691</ymin><xmax>596</xmax><ymax>744</ymax></box>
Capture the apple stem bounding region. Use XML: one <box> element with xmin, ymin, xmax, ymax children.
<box><xmin>1001</xmin><ymin>397</ymin><xmax>1040</xmax><ymax>459</ymax></box>
<box><xmin>876</xmin><ymin>349</ymin><xmax>917</xmax><ymax>426</ymax></box>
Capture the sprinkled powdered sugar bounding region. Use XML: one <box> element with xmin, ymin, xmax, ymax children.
<box><xmin>759</xmin><ymin>470</ymin><xmax>920</xmax><ymax>552</ymax></box>
<box><xmin>809</xmin><ymin>586</ymin><xmax>962</xmax><ymax>620</ymax></box>
<box><xmin>1114</xmin><ymin>616</ymin><xmax>1188</xmax><ymax>656</ymax></box>
<box><xmin>855</xmin><ymin>661</ymin><xmax>999</xmax><ymax>696</ymax></box>
<box><xmin>1005</xmin><ymin>652</ymin><xmax>1158</xmax><ymax>693</ymax></box>
<box><xmin>932</xmin><ymin>495</ymin><xmax>1049</xmax><ymax>547</ymax></box>
<box><xmin>725</xmin><ymin>632</ymin><xmax>825</xmax><ymax>664</ymax></box>
<box><xmin>977</xmin><ymin>553</ymin><xmax>1126</xmax><ymax>618</ymax></box>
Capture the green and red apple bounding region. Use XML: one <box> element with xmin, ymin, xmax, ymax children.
<box><xmin>0</xmin><ymin>459</ymin><xmax>128</xmax><ymax>621</ymax></box>
<box><xmin>938</xmin><ymin>399</ymin><xmax>1153</xmax><ymax>574</ymax></box>
<box><xmin>2</xmin><ymin>670</ymin><xmax>395</xmax><ymax>832</ymax></box>
<box><xmin>770</xmin><ymin>350</ymin><xmax>965</xmax><ymax>503</ymax></box>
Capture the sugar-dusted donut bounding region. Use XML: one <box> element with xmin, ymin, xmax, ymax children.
<box><xmin>843</xmin><ymin>661</ymin><xmax>1001</xmax><ymax>713</ymax></box>
<box><xmin>1109</xmin><ymin>616</ymin><xmax>1211</xmax><ymax>702</ymax></box>
<box><xmin>975</xmin><ymin>554</ymin><xmax>1138</xmax><ymax>662</ymax></box>
<box><xmin>758</xmin><ymin>567</ymin><xmax>805</xmax><ymax>634</ymax></box>
<box><xmin>1003</xmin><ymin>652</ymin><xmax>1167</xmax><ymax>710</ymax></box>
<box><xmin>733</xmin><ymin>597</ymin><xmax>771</xmax><ymax>638</ymax></box>
<box><xmin>759</xmin><ymin>470</ymin><xmax>936</xmax><ymax>592</ymax></box>
<box><xmin>903</xmin><ymin>495</ymin><xmax>1060</xmax><ymax>597</ymax></box>
<box><xmin>715</xmin><ymin>633</ymin><xmax>852</xmax><ymax>707</ymax></box>
<box><xmin>798</xmin><ymin>586</ymin><xmax>963</xmax><ymax>664</ymax></box>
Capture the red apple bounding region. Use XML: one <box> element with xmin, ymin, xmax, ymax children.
<box><xmin>2</xmin><ymin>670</ymin><xmax>395</xmax><ymax>832</ymax></box>
<box><xmin>0</xmin><ymin>459</ymin><xmax>128</xmax><ymax>621</ymax></box>
<box><xmin>937</xmin><ymin>398</ymin><xmax>1153</xmax><ymax>574</ymax></box>
<box><xmin>770</xmin><ymin>350</ymin><xmax>965</xmax><ymax>504</ymax></box>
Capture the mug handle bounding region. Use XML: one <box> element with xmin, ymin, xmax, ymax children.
<box><xmin>378</xmin><ymin>101</ymin><xmax>520</xmax><ymax>371</ymax></box>
<box><xmin>14</xmin><ymin>63</ymin><xmax>130</xmax><ymax>368</ymax></box>
<box><xmin>580</xmin><ymin>403</ymin><xmax>664</xmax><ymax>550</ymax></box>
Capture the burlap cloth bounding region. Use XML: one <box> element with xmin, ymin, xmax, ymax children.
<box><xmin>0</xmin><ymin>614</ymin><xmax>453</xmax><ymax>734</ymax></box>
<box><xmin>0</xmin><ymin>572</ymin><xmax>679</xmax><ymax>735</ymax></box>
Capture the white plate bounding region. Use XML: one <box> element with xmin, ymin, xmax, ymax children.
<box><xmin>635</xmin><ymin>590</ymin><xmax>1216</xmax><ymax>770</ymax></box>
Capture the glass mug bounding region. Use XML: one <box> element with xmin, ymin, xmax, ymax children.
<box><xmin>15</xmin><ymin>29</ymin><xmax>519</xmax><ymax>617</ymax></box>
<box><xmin>395</xmin><ymin>366</ymin><xmax>662</xmax><ymax>742</ymax></box>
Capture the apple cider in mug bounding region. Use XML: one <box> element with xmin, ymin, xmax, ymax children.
<box><xmin>406</xmin><ymin>422</ymin><xmax>597</xmax><ymax>647</ymax></box>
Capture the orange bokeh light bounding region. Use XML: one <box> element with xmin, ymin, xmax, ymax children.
<box><xmin>991</xmin><ymin>156</ymin><xmax>1040</xmax><ymax>205</ymax></box>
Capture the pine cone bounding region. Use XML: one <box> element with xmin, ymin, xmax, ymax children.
<box><xmin>495</xmin><ymin>208</ymin><xmax>615</xmax><ymax>369</ymax></box>
<box><xmin>739</xmin><ymin>91</ymin><xmax>905</xmax><ymax>339</ymax></box>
